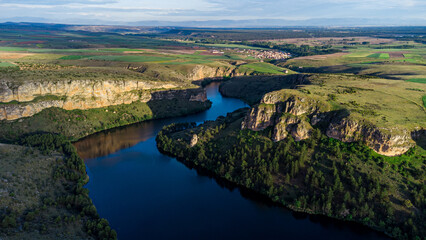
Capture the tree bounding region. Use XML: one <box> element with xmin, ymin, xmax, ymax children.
<box><xmin>2</xmin><ymin>215</ymin><xmax>17</xmax><ymax>228</ymax></box>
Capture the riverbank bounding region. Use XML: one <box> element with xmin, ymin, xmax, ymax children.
<box><xmin>0</xmin><ymin>93</ymin><xmax>212</xmax><ymax>143</ymax></box>
<box><xmin>0</xmin><ymin>134</ymin><xmax>117</xmax><ymax>239</ymax></box>
<box><xmin>0</xmin><ymin>86</ymin><xmax>212</xmax><ymax>239</ymax></box>
<box><xmin>77</xmin><ymin>82</ymin><xmax>387</xmax><ymax>239</ymax></box>
<box><xmin>156</xmin><ymin>108</ymin><xmax>425</xmax><ymax>240</ymax></box>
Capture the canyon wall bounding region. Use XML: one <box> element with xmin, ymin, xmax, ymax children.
<box><xmin>190</xmin><ymin>65</ymin><xmax>238</xmax><ymax>80</ymax></box>
<box><xmin>241</xmin><ymin>90</ymin><xmax>420</xmax><ymax>156</ymax></box>
<box><xmin>0</xmin><ymin>79</ymin><xmax>207</xmax><ymax>120</ymax></box>
<box><xmin>0</xmin><ymin>64</ymin><xmax>246</xmax><ymax>121</ymax></box>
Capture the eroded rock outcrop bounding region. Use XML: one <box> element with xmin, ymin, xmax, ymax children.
<box><xmin>0</xmin><ymin>64</ymin><xmax>248</xmax><ymax>121</ymax></box>
<box><xmin>326</xmin><ymin>118</ymin><xmax>414</xmax><ymax>156</ymax></box>
<box><xmin>0</xmin><ymin>79</ymin><xmax>176</xmax><ymax>103</ymax></box>
<box><xmin>242</xmin><ymin>90</ymin><xmax>328</xmax><ymax>142</ymax></box>
<box><xmin>189</xmin><ymin>134</ymin><xmax>198</xmax><ymax>147</ymax></box>
<box><xmin>273</xmin><ymin>114</ymin><xmax>313</xmax><ymax>142</ymax></box>
<box><xmin>0</xmin><ymin>79</ymin><xmax>207</xmax><ymax>120</ymax></box>
<box><xmin>190</xmin><ymin>65</ymin><xmax>244</xmax><ymax>80</ymax></box>
<box><xmin>242</xmin><ymin>89</ymin><xmax>420</xmax><ymax>156</ymax></box>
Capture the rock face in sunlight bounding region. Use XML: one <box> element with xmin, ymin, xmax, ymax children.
<box><xmin>326</xmin><ymin>118</ymin><xmax>413</xmax><ymax>156</ymax></box>
<box><xmin>191</xmin><ymin>65</ymin><xmax>240</xmax><ymax>80</ymax></box>
<box><xmin>189</xmin><ymin>134</ymin><xmax>198</xmax><ymax>147</ymax></box>
<box><xmin>241</xmin><ymin>89</ymin><xmax>419</xmax><ymax>156</ymax></box>
<box><xmin>0</xmin><ymin>79</ymin><xmax>208</xmax><ymax>120</ymax></box>
<box><xmin>0</xmin><ymin>63</ymin><xmax>253</xmax><ymax>121</ymax></box>
<box><xmin>242</xmin><ymin>89</ymin><xmax>328</xmax><ymax>142</ymax></box>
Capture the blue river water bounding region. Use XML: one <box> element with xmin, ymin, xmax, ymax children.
<box><xmin>75</xmin><ymin>82</ymin><xmax>389</xmax><ymax>240</ymax></box>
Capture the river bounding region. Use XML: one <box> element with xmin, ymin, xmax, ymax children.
<box><xmin>74</xmin><ymin>82</ymin><xmax>389</xmax><ymax>240</ymax></box>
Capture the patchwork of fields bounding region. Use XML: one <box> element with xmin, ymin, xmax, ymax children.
<box><xmin>283</xmin><ymin>41</ymin><xmax>426</xmax><ymax>81</ymax></box>
<box><xmin>0</xmin><ymin>44</ymin><xmax>292</xmax><ymax>82</ymax></box>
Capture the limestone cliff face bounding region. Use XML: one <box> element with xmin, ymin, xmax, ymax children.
<box><xmin>0</xmin><ymin>79</ymin><xmax>177</xmax><ymax>103</ymax></box>
<box><xmin>0</xmin><ymin>64</ymin><xmax>246</xmax><ymax>121</ymax></box>
<box><xmin>241</xmin><ymin>90</ymin><xmax>327</xmax><ymax>142</ymax></box>
<box><xmin>273</xmin><ymin>115</ymin><xmax>313</xmax><ymax>142</ymax></box>
<box><xmin>241</xmin><ymin>104</ymin><xmax>276</xmax><ymax>131</ymax></box>
<box><xmin>189</xmin><ymin>134</ymin><xmax>198</xmax><ymax>147</ymax></box>
<box><xmin>0</xmin><ymin>100</ymin><xmax>64</xmax><ymax>121</ymax></box>
<box><xmin>326</xmin><ymin>118</ymin><xmax>414</xmax><ymax>156</ymax></box>
<box><xmin>190</xmin><ymin>65</ymin><xmax>245</xmax><ymax>80</ymax></box>
<box><xmin>0</xmin><ymin>79</ymin><xmax>207</xmax><ymax>120</ymax></box>
<box><xmin>242</xmin><ymin>89</ymin><xmax>420</xmax><ymax>156</ymax></box>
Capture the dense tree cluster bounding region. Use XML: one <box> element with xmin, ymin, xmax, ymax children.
<box><xmin>18</xmin><ymin>133</ymin><xmax>117</xmax><ymax>240</ymax></box>
<box><xmin>157</xmin><ymin>116</ymin><xmax>426</xmax><ymax>240</ymax></box>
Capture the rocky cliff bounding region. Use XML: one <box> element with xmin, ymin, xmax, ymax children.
<box><xmin>242</xmin><ymin>89</ymin><xmax>420</xmax><ymax>156</ymax></box>
<box><xmin>326</xmin><ymin>118</ymin><xmax>413</xmax><ymax>156</ymax></box>
<box><xmin>0</xmin><ymin>64</ymin><xmax>246</xmax><ymax>121</ymax></box>
<box><xmin>190</xmin><ymin>65</ymin><xmax>242</xmax><ymax>80</ymax></box>
<box><xmin>241</xmin><ymin>90</ymin><xmax>329</xmax><ymax>142</ymax></box>
<box><xmin>0</xmin><ymin>79</ymin><xmax>207</xmax><ymax>120</ymax></box>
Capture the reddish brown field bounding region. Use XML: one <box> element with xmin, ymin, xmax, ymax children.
<box><xmin>383</xmin><ymin>52</ymin><xmax>408</xmax><ymax>58</ymax></box>
<box><xmin>13</xmin><ymin>40</ymin><xmax>45</xmax><ymax>45</ymax></box>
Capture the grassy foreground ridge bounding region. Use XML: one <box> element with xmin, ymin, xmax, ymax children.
<box><xmin>0</xmin><ymin>134</ymin><xmax>117</xmax><ymax>239</ymax></box>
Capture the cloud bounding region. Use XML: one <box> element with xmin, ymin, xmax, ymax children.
<box><xmin>0</xmin><ymin>0</ymin><xmax>117</xmax><ymax>4</ymax></box>
<box><xmin>0</xmin><ymin>0</ymin><xmax>424</xmax><ymax>24</ymax></box>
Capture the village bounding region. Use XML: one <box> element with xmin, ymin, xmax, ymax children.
<box><xmin>238</xmin><ymin>49</ymin><xmax>291</xmax><ymax>60</ymax></box>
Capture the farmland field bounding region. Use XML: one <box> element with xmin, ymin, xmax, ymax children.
<box><xmin>200</xmin><ymin>43</ymin><xmax>268</xmax><ymax>50</ymax></box>
<box><xmin>239</xmin><ymin>62</ymin><xmax>292</xmax><ymax>75</ymax></box>
<box><xmin>407</xmin><ymin>78</ymin><xmax>426</xmax><ymax>84</ymax></box>
<box><xmin>0</xmin><ymin>62</ymin><xmax>16</xmax><ymax>67</ymax></box>
<box><xmin>282</xmin><ymin>41</ymin><xmax>426</xmax><ymax>80</ymax></box>
<box><xmin>367</xmin><ymin>53</ymin><xmax>390</xmax><ymax>59</ymax></box>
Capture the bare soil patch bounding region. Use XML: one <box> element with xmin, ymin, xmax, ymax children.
<box><xmin>377</xmin><ymin>52</ymin><xmax>408</xmax><ymax>58</ymax></box>
<box><xmin>199</xmin><ymin>51</ymin><xmax>223</xmax><ymax>56</ymax></box>
<box><xmin>0</xmin><ymin>52</ymin><xmax>34</xmax><ymax>59</ymax></box>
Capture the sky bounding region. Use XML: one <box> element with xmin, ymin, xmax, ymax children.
<box><xmin>0</xmin><ymin>0</ymin><xmax>425</xmax><ymax>25</ymax></box>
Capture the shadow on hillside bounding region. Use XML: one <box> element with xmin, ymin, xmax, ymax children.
<box><xmin>412</xmin><ymin>129</ymin><xmax>426</xmax><ymax>150</ymax></box>
<box><xmin>198</xmin><ymin>74</ymin><xmax>311</xmax><ymax>106</ymax></box>
<box><xmin>146</xmin><ymin>87</ymin><xmax>211</xmax><ymax>120</ymax></box>
<box><xmin>287</xmin><ymin>65</ymin><xmax>364</xmax><ymax>75</ymax></box>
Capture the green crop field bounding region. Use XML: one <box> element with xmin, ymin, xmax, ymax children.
<box><xmin>160</xmin><ymin>59</ymin><xmax>214</xmax><ymax>65</ymax></box>
<box><xmin>407</xmin><ymin>78</ymin><xmax>426</xmax><ymax>84</ymax></box>
<box><xmin>239</xmin><ymin>62</ymin><xmax>290</xmax><ymax>75</ymax></box>
<box><xmin>59</xmin><ymin>55</ymin><xmax>90</xmax><ymax>60</ymax></box>
<box><xmin>0</xmin><ymin>62</ymin><xmax>16</xmax><ymax>67</ymax></box>
<box><xmin>0</xmin><ymin>47</ymin><xmax>28</xmax><ymax>52</ymax></box>
<box><xmin>367</xmin><ymin>53</ymin><xmax>390</xmax><ymax>59</ymax></box>
<box><xmin>86</xmin><ymin>55</ymin><xmax>176</xmax><ymax>62</ymax></box>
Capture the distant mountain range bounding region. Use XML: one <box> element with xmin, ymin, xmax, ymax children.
<box><xmin>124</xmin><ymin>18</ymin><xmax>426</xmax><ymax>27</ymax></box>
<box><xmin>0</xmin><ymin>18</ymin><xmax>425</xmax><ymax>27</ymax></box>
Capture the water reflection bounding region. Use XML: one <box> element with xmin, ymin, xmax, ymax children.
<box><xmin>75</xmin><ymin>82</ymin><xmax>389</xmax><ymax>240</ymax></box>
<box><xmin>74</xmin><ymin>121</ymin><xmax>157</xmax><ymax>159</ymax></box>
<box><xmin>75</xmin><ymin>82</ymin><xmax>248</xmax><ymax>161</ymax></box>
